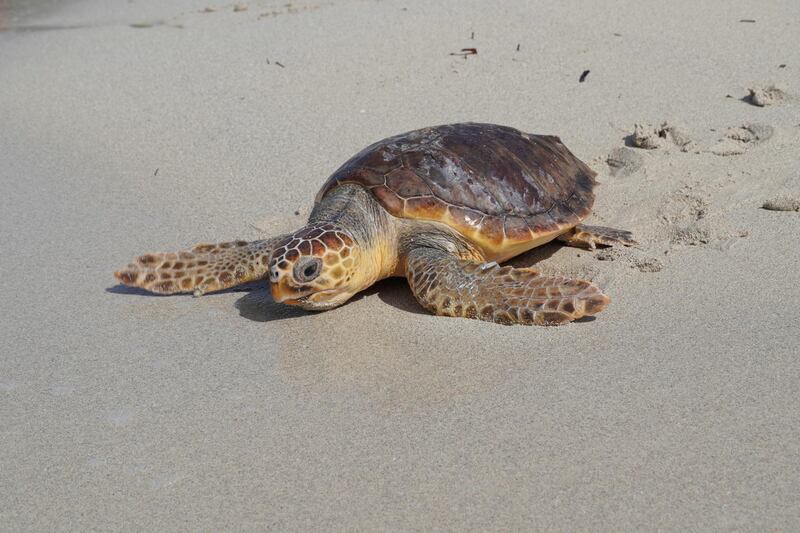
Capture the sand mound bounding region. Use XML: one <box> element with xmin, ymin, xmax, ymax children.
<box><xmin>762</xmin><ymin>196</ymin><xmax>800</xmax><ymax>212</ymax></box>
<box><xmin>746</xmin><ymin>84</ymin><xmax>789</xmax><ymax>107</ymax></box>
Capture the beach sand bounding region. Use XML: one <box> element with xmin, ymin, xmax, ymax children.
<box><xmin>1</xmin><ymin>0</ymin><xmax>799</xmax><ymax>530</ymax></box>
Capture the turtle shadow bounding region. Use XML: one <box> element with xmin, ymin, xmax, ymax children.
<box><xmin>622</xmin><ymin>133</ymin><xmax>638</xmax><ymax>148</ymax></box>
<box><xmin>235</xmin><ymin>277</ymin><xmax>428</xmax><ymax>322</ymax></box>
<box><xmin>235</xmin><ymin>289</ymin><xmax>309</xmax><ymax>322</ymax></box>
<box><xmin>373</xmin><ymin>277</ymin><xmax>428</xmax><ymax>316</ymax></box>
<box><xmin>106</xmin><ymin>281</ymin><xmax>264</xmax><ymax>297</ymax></box>
<box><xmin>506</xmin><ymin>241</ymin><xmax>560</xmax><ymax>268</ymax></box>
<box><xmin>107</xmin><ymin>284</ymin><xmax>173</xmax><ymax>297</ymax></box>
<box><xmin>107</xmin><ymin>281</ymin><xmax>312</xmax><ymax>323</ymax></box>
<box><xmin>106</xmin><ymin>279</ymin><xmax>421</xmax><ymax>322</ymax></box>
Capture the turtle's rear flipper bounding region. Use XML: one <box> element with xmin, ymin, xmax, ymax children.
<box><xmin>406</xmin><ymin>247</ymin><xmax>609</xmax><ymax>326</ymax></box>
<box><xmin>557</xmin><ymin>224</ymin><xmax>637</xmax><ymax>249</ymax></box>
<box><xmin>114</xmin><ymin>236</ymin><xmax>285</xmax><ymax>296</ymax></box>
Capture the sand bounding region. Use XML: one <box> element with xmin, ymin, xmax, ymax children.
<box><xmin>1</xmin><ymin>0</ymin><xmax>799</xmax><ymax>530</ymax></box>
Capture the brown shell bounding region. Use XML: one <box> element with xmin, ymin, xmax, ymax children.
<box><xmin>316</xmin><ymin>123</ymin><xmax>597</xmax><ymax>257</ymax></box>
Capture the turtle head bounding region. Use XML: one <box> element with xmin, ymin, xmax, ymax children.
<box><xmin>268</xmin><ymin>223</ymin><xmax>363</xmax><ymax>310</ymax></box>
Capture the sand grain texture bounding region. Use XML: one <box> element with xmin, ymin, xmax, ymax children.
<box><xmin>1</xmin><ymin>0</ymin><xmax>800</xmax><ymax>531</ymax></box>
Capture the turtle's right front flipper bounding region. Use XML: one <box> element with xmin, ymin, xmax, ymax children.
<box><xmin>114</xmin><ymin>236</ymin><xmax>287</xmax><ymax>295</ymax></box>
<box><xmin>406</xmin><ymin>247</ymin><xmax>609</xmax><ymax>326</ymax></box>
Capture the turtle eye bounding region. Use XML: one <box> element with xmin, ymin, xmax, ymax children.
<box><xmin>293</xmin><ymin>257</ymin><xmax>322</xmax><ymax>283</ymax></box>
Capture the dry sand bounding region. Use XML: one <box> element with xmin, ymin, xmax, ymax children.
<box><xmin>2</xmin><ymin>0</ymin><xmax>800</xmax><ymax>530</ymax></box>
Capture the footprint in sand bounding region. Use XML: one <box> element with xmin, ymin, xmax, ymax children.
<box><xmin>710</xmin><ymin>123</ymin><xmax>774</xmax><ymax>156</ymax></box>
<box><xmin>595</xmin><ymin>247</ymin><xmax>664</xmax><ymax>273</ymax></box>
<box><xmin>625</xmin><ymin>121</ymin><xmax>775</xmax><ymax>157</ymax></box>
<box><xmin>605</xmin><ymin>147</ymin><xmax>644</xmax><ymax>176</ymax></box>
<box><xmin>658</xmin><ymin>188</ymin><xmax>713</xmax><ymax>246</ymax></box>
<box><xmin>629</xmin><ymin>121</ymin><xmax>695</xmax><ymax>152</ymax></box>
<box><xmin>657</xmin><ymin>186</ymin><xmax>750</xmax><ymax>248</ymax></box>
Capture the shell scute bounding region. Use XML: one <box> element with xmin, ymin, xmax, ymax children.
<box><xmin>477</xmin><ymin>216</ymin><xmax>505</xmax><ymax>247</ymax></box>
<box><xmin>504</xmin><ymin>216</ymin><xmax>533</xmax><ymax>241</ymax></box>
<box><xmin>350</xmin><ymin>145</ymin><xmax>402</xmax><ymax>176</ymax></box>
<box><xmin>401</xmin><ymin>148</ymin><xmax>503</xmax><ymax>215</ymax></box>
<box><xmin>385</xmin><ymin>168</ymin><xmax>430</xmax><ymax>198</ymax></box>
<box><xmin>405</xmin><ymin>195</ymin><xmax>446</xmax><ymax>220</ymax></box>
<box><xmin>371</xmin><ymin>185</ymin><xmax>405</xmax><ymax>214</ymax></box>
<box><xmin>447</xmin><ymin>205</ymin><xmax>484</xmax><ymax>231</ymax></box>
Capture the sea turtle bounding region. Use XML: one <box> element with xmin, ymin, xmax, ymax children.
<box><xmin>115</xmin><ymin>123</ymin><xmax>635</xmax><ymax>325</ymax></box>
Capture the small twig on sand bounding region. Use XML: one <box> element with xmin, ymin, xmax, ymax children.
<box><xmin>449</xmin><ymin>48</ymin><xmax>477</xmax><ymax>59</ymax></box>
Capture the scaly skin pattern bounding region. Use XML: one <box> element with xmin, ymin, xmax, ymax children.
<box><xmin>114</xmin><ymin>221</ymin><xmax>364</xmax><ymax>304</ymax></box>
<box><xmin>113</xmin><ymin>186</ymin><xmax>389</xmax><ymax>309</ymax></box>
<box><xmin>405</xmin><ymin>246</ymin><xmax>610</xmax><ymax>326</ymax></box>
<box><xmin>267</xmin><ymin>222</ymin><xmax>361</xmax><ymax>307</ymax></box>
<box><xmin>114</xmin><ymin>237</ymin><xmax>287</xmax><ymax>295</ymax></box>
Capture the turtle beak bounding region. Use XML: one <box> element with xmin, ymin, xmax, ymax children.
<box><xmin>271</xmin><ymin>279</ymin><xmax>343</xmax><ymax>310</ymax></box>
<box><xmin>270</xmin><ymin>278</ymin><xmax>303</xmax><ymax>305</ymax></box>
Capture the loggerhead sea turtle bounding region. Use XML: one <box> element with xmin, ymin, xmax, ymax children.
<box><xmin>115</xmin><ymin>123</ymin><xmax>635</xmax><ymax>325</ymax></box>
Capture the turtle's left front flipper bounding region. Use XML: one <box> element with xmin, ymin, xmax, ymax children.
<box><xmin>114</xmin><ymin>235</ymin><xmax>287</xmax><ymax>295</ymax></box>
<box><xmin>405</xmin><ymin>247</ymin><xmax>609</xmax><ymax>326</ymax></box>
